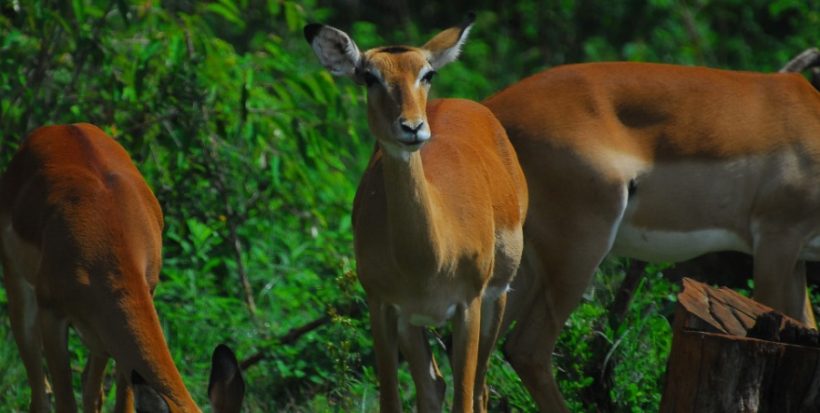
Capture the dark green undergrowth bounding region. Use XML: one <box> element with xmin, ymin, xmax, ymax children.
<box><xmin>0</xmin><ymin>0</ymin><xmax>817</xmax><ymax>411</ymax></box>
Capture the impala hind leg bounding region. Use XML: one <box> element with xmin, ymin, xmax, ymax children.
<box><xmin>502</xmin><ymin>290</ymin><xmax>560</xmax><ymax>411</ymax></box>
<box><xmin>2</xmin><ymin>269</ymin><xmax>49</xmax><ymax>413</ymax></box>
<box><xmin>472</xmin><ymin>292</ymin><xmax>507</xmax><ymax>413</ymax></box>
<box><xmin>504</xmin><ymin>245</ymin><xmax>611</xmax><ymax>413</ymax></box>
<box><xmin>39</xmin><ymin>309</ymin><xmax>78</xmax><ymax>413</ymax></box>
<box><xmin>397</xmin><ymin>323</ymin><xmax>446</xmax><ymax>412</ymax></box>
<box><xmin>753</xmin><ymin>234</ymin><xmax>813</xmax><ymax>325</ymax></box>
<box><xmin>505</xmin><ymin>181</ymin><xmax>627</xmax><ymax>412</ymax></box>
<box><xmin>474</xmin><ymin>230</ymin><xmax>523</xmax><ymax>412</ymax></box>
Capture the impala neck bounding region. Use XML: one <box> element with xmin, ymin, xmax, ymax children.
<box><xmin>380</xmin><ymin>148</ymin><xmax>443</xmax><ymax>271</ymax></box>
<box><xmin>113</xmin><ymin>286</ymin><xmax>198</xmax><ymax>411</ymax></box>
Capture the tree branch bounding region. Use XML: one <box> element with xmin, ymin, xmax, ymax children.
<box><xmin>239</xmin><ymin>302</ymin><xmax>364</xmax><ymax>370</ymax></box>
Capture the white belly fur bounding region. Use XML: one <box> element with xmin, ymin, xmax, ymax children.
<box><xmin>800</xmin><ymin>235</ymin><xmax>820</xmax><ymax>261</ymax></box>
<box><xmin>612</xmin><ymin>223</ymin><xmax>751</xmax><ymax>263</ymax></box>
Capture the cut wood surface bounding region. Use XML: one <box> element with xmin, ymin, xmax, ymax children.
<box><xmin>661</xmin><ymin>278</ymin><xmax>820</xmax><ymax>413</ymax></box>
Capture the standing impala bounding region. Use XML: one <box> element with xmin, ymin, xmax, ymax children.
<box><xmin>481</xmin><ymin>62</ymin><xmax>820</xmax><ymax>411</ymax></box>
<box><xmin>0</xmin><ymin>123</ymin><xmax>245</xmax><ymax>413</ymax></box>
<box><xmin>305</xmin><ymin>15</ymin><xmax>527</xmax><ymax>413</ymax></box>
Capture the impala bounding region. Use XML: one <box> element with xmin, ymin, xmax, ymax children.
<box><xmin>0</xmin><ymin>123</ymin><xmax>245</xmax><ymax>413</ymax></box>
<box><xmin>305</xmin><ymin>14</ymin><xmax>528</xmax><ymax>412</ymax></box>
<box><xmin>481</xmin><ymin>62</ymin><xmax>820</xmax><ymax>412</ymax></box>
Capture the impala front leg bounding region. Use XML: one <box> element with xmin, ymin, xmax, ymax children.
<box><xmin>451</xmin><ymin>296</ymin><xmax>482</xmax><ymax>413</ymax></box>
<box><xmin>113</xmin><ymin>365</ymin><xmax>135</xmax><ymax>413</ymax></box>
<box><xmin>368</xmin><ymin>297</ymin><xmax>402</xmax><ymax>412</ymax></box>
<box><xmin>81</xmin><ymin>352</ymin><xmax>108</xmax><ymax>413</ymax></box>
<box><xmin>39</xmin><ymin>309</ymin><xmax>77</xmax><ymax>413</ymax></box>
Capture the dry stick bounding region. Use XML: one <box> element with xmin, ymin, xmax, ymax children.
<box><xmin>239</xmin><ymin>316</ymin><xmax>331</xmax><ymax>370</ymax></box>
<box><xmin>239</xmin><ymin>303</ymin><xmax>364</xmax><ymax>370</ymax></box>
<box><xmin>190</xmin><ymin>48</ymin><xmax>257</xmax><ymax>318</ymax></box>
<box><xmin>204</xmin><ymin>136</ymin><xmax>259</xmax><ymax>318</ymax></box>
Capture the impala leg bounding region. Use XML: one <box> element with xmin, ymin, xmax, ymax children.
<box><xmin>502</xmin><ymin>290</ymin><xmax>561</xmax><ymax>412</ymax></box>
<box><xmin>505</xmin><ymin>250</ymin><xmax>605</xmax><ymax>413</ymax></box>
<box><xmin>753</xmin><ymin>235</ymin><xmax>809</xmax><ymax>325</ymax></box>
<box><xmin>368</xmin><ymin>297</ymin><xmax>403</xmax><ymax>413</ymax></box>
<box><xmin>474</xmin><ymin>229</ymin><xmax>523</xmax><ymax>413</ymax></box>
<box><xmin>472</xmin><ymin>292</ymin><xmax>507</xmax><ymax>413</ymax></box>
<box><xmin>2</xmin><ymin>268</ymin><xmax>49</xmax><ymax>413</ymax></box>
<box><xmin>791</xmin><ymin>260</ymin><xmax>817</xmax><ymax>327</ymax></box>
<box><xmin>113</xmin><ymin>365</ymin><xmax>135</xmax><ymax>413</ymax></box>
<box><xmin>505</xmin><ymin>180</ymin><xmax>627</xmax><ymax>412</ymax></box>
<box><xmin>82</xmin><ymin>352</ymin><xmax>108</xmax><ymax>413</ymax></box>
<box><xmin>397</xmin><ymin>323</ymin><xmax>446</xmax><ymax>412</ymax></box>
<box><xmin>39</xmin><ymin>309</ymin><xmax>78</xmax><ymax>413</ymax></box>
<box><xmin>451</xmin><ymin>296</ymin><xmax>482</xmax><ymax>413</ymax></box>
<box><xmin>803</xmin><ymin>281</ymin><xmax>816</xmax><ymax>328</ymax></box>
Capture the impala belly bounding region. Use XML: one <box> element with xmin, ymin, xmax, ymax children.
<box><xmin>799</xmin><ymin>235</ymin><xmax>820</xmax><ymax>261</ymax></box>
<box><xmin>399</xmin><ymin>303</ymin><xmax>458</xmax><ymax>327</ymax></box>
<box><xmin>1</xmin><ymin>218</ymin><xmax>43</xmax><ymax>345</ymax></box>
<box><xmin>610</xmin><ymin>158</ymin><xmax>756</xmax><ymax>263</ymax></box>
<box><xmin>387</xmin><ymin>274</ymin><xmax>474</xmax><ymax>327</ymax></box>
<box><xmin>1</xmin><ymin>220</ymin><xmax>43</xmax><ymax>286</ymax></box>
<box><xmin>612</xmin><ymin>225</ymin><xmax>750</xmax><ymax>262</ymax></box>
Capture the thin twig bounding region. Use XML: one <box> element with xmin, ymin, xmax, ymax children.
<box><xmin>239</xmin><ymin>303</ymin><xmax>363</xmax><ymax>370</ymax></box>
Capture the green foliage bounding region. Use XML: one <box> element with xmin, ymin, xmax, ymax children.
<box><xmin>556</xmin><ymin>260</ymin><xmax>678</xmax><ymax>413</ymax></box>
<box><xmin>0</xmin><ymin>0</ymin><xmax>817</xmax><ymax>412</ymax></box>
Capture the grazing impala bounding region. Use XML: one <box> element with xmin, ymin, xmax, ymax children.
<box><xmin>305</xmin><ymin>14</ymin><xmax>528</xmax><ymax>413</ymax></box>
<box><xmin>0</xmin><ymin>123</ymin><xmax>245</xmax><ymax>413</ymax></box>
<box><xmin>480</xmin><ymin>62</ymin><xmax>820</xmax><ymax>411</ymax></box>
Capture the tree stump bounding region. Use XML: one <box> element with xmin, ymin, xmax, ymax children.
<box><xmin>660</xmin><ymin>278</ymin><xmax>820</xmax><ymax>413</ymax></box>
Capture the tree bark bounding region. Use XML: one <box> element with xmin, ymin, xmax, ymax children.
<box><xmin>661</xmin><ymin>278</ymin><xmax>820</xmax><ymax>413</ymax></box>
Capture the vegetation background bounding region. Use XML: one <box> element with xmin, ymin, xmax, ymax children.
<box><xmin>0</xmin><ymin>0</ymin><xmax>817</xmax><ymax>411</ymax></box>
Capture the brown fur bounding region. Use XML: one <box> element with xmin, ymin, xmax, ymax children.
<box><xmin>307</xmin><ymin>17</ymin><xmax>526</xmax><ymax>412</ymax></box>
<box><xmin>0</xmin><ymin>124</ymin><xmax>243</xmax><ymax>412</ymax></box>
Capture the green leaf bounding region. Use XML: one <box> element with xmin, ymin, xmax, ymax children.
<box><xmin>72</xmin><ymin>0</ymin><xmax>85</xmax><ymax>23</ymax></box>
<box><xmin>205</xmin><ymin>1</ymin><xmax>246</xmax><ymax>29</ymax></box>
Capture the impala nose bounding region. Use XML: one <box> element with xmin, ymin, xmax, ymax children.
<box><xmin>400</xmin><ymin>120</ymin><xmax>424</xmax><ymax>135</ymax></box>
<box><xmin>397</xmin><ymin>119</ymin><xmax>430</xmax><ymax>146</ymax></box>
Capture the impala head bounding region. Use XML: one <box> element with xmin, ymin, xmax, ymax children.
<box><xmin>305</xmin><ymin>14</ymin><xmax>475</xmax><ymax>157</ymax></box>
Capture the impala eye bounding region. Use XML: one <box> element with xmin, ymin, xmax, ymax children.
<box><xmin>363</xmin><ymin>71</ymin><xmax>379</xmax><ymax>87</ymax></box>
<box><xmin>422</xmin><ymin>70</ymin><xmax>436</xmax><ymax>84</ymax></box>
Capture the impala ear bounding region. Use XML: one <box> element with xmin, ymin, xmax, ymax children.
<box><xmin>422</xmin><ymin>12</ymin><xmax>475</xmax><ymax>69</ymax></box>
<box><xmin>304</xmin><ymin>23</ymin><xmax>363</xmax><ymax>78</ymax></box>
<box><xmin>208</xmin><ymin>344</ymin><xmax>245</xmax><ymax>413</ymax></box>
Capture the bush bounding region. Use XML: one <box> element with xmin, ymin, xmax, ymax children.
<box><xmin>0</xmin><ymin>1</ymin><xmax>816</xmax><ymax>411</ymax></box>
